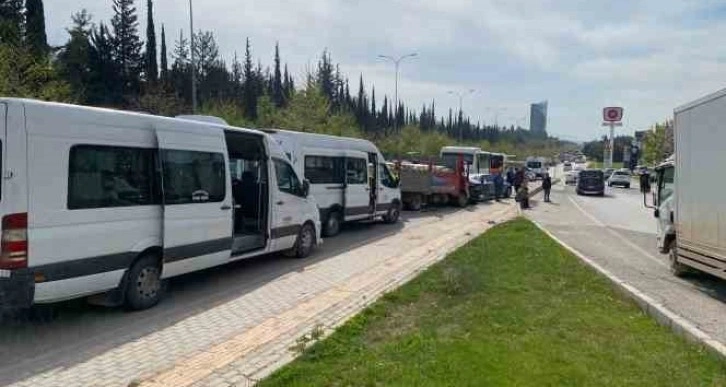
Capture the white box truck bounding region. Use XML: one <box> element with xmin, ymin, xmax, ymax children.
<box><xmin>653</xmin><ymin>88</ymin><xmax>726</xmax><ymax>279</ymax></box>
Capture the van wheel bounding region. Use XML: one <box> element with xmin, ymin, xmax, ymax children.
<box><xmin>125</xmin><ymin>255</ymin><xmax>163</xmax><ymax>310</ymax></box>
<box><xmin>383</xmin><ymin>203</ymin><xmax>400</xmax><ymax>224</ymax></box>
<box><xmin>290</xmin><ymin>223</ymin><xmax>316</xmax><ymax>258</ymax></box>
<box><xmin>669</xmin><ymin>242</ymin><xmax>689</xmax><ymax>278</ymax></box>
<box><xmin>323</xmin><ymin>211</ymin><xmax>341</xmax><ymax>237</ymax></box>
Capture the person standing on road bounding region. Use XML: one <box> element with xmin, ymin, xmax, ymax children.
<box><xmin>542</xmin><ymin>173</ymin><xmax>552</xmax><ymax>202</ymax></box>
<box><xmin>513</xmin><ymin>168</ymin><xmax>524</xmax><ymax>193</ymax></box>
<box><xmin>516</xmin><ymin>183</ymin><xmax>530</xmax><ymax>209</ymax></box>
<box><xmin>493</xmin><ymin>172</ymin><xmax>504</xmax><ymax>202</ymax></box>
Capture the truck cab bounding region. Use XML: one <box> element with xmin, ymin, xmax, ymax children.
<box><xmin>654</xmin><ymin>156</ymin><xmax>675</xmax><ymax>254</ymax></box>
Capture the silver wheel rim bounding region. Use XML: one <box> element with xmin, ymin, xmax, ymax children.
<box><xmin>137</xmin><ymin>267</ymin><xmax>160</xmax><ymax>300</ymax></box>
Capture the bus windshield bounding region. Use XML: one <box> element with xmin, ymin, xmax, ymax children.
<box><xmin>441</xmin><ymin>153</ymin><xmax>473</xmax><ymax>170</ymax></box>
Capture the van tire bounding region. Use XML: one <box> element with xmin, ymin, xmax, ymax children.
<box><xmin>290</xmin><ymin>223</ymin><xmax>316</xmax><ymax>259</ymax></box>
<box><xmin>407</xmin><ymin>194</ymin><xmax>423</xmax><ymax>211</ymax></box>
<box><xmin>383</xmin><ymin>203</ymin><xmax>400</xmax><ymax>224</ymax></box>
<box><xmin>669</xmin><ymin>242</ymin><xmax>689</xmax><ymax>278</ymax></box>
<box><xmin>323</xmin><ymin>211</ymin><xmax>341</xmax><ymax>237</ymax></box>
<box><xmin>125</xmin><ymin>254</ymin><xmax>163</xmax><ymax>310</ymax></box>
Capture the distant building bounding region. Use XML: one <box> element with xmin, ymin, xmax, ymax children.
<box><xmin>529</xmin><ymin>101</ymin><xmax>548</xmax><ymax>137</ymax></box>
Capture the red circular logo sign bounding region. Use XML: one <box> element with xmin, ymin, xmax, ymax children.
<box><xmin>603</xmin><ymin>107</ymin><xmax>623</xmax><ymax>122</ymax></box>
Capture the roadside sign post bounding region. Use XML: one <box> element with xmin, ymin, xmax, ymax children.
<box><xmin>602</xmin><ymin>107</ymin><xmax>624</xmax><ymax>169</ymax></box>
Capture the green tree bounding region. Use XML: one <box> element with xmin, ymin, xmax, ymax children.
<box><xmin>56</xmin><ymin>9</ymin><xmax>94</xmax><ymax>101</ymax></box>
<box><xmin>272</xmin><ymin>42</ymin><xmax>284</xmax><ymax>107</ymax></box>
<box><xmin>25</xmin><ymin>0</ymin><xmax>48</xmax><ymax>57</ymax></box>
<box><xmin>242</xmin><ymin>38</ymin><xmax>257</xmax><ymax>120</ymax></box>
<box><xmin>0</xmin><ymin>0</ymin><xmax>23</xmax><ymax>46</ymax></box>
<box><xmin>144</xmin><ymin>0</ymin><xmax>157</xmax><ymax>82</ymax></box>
<box><xmin>111</xmin><ymin>0</ymin><xmax>143</xmax><ymax>101</ymax></box>
<box><xmin>159</xmin><ymin>24</ymin><xmax>167</xmax><ymax>80</ymax></box>
<box><xmin>0</xmin><ymin>43</ymin><xmax>71</xmax><ymax>101</ymax></box>
<box><xmin>89</xmin><ymin>22</ymin><xmax>122</xmax><ymax>105</ymax></box>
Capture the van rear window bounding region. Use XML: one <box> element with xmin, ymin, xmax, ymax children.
<box><xmin>68</xmin><ymin>145</ymin><xmax>159</xmax><ymax>209</ymax></box>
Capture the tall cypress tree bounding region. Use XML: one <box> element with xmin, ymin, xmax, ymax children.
<box><xmin>370</xmin><ymin>86</ymin><xmax>376</xmax><ymax>131</ymax></box>
<box><xmin>111</xmin><ymin>0</ymin><xmax>144</xmax><ymax>99</ymax></box>
<box><xmin>242</xmin><ymin>38</ymin><xmax>257</xmax><ymax>120</ymax></box>
<box><xmin>272</xmin><ymin>42</ymin><xmax>284</xmax><ymax>107</ymax></box>
<box><xmin>356</xmin><ymin>75</ymin><xmax>366</xmax><ymax>126</ymax></box>
<box><xmin>25</xmin><ymin>0</ymin><xmax>48</xmax><ymax>57</ymax></box>
<box><xmin>144</xmin><ymin>0</ymin><xmax>158</xmax><ymax>81</ymax></box>
<box><xmin>57</xmin><ymin>9</ymin><xmax>93</xmax><ymax>102</ymax></box>
<box><xmin>159</xmin><ymin>24</ymin><xmax>168</xmax><ymax>80</ymax></box>
<box><xmin>0</xmin><ymin>0</ymin><xmax>23</xmax><ymax>46</ymax></box>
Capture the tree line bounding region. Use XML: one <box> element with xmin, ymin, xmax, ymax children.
<box><xmin>0</xmin><ymin>0</ymin><xmax>569</xmax><ymax>158</ymax></box>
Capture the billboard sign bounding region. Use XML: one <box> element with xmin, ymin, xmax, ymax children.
<box><xmin>603</xmin><ymin>107</ymin><xmax>624</xmax><ymax>122</ymax></box>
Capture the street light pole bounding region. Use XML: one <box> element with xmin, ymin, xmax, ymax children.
<box><xmin>189</xmin><ymin>0</ymin><xmax>197</xmax><ymax>113</ymax></box>
<box><xmin>378</xmin><ymin>53</ymin><xmax>417</xmax><ymax>135</ymax></box>
<box><xmin>448</xmin><ymin>89</ymin><xmax>475</xmax><ymax>143</ymax></box>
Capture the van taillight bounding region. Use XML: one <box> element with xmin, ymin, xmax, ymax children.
<box><xmin>0</xmin><ymin>213</ymin><xmax>28</xmax><ymax>270</ymax></box>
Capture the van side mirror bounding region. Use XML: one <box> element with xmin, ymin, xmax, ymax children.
<box><xmin>654</xmin><ymin>208</ymin><xmax>660</xmax><ymax>218</ymax></box>
<box><xmin>640</xmin><ymin>174</ymin><xmax>651</xmax><ymax>194</ymax></box>
<box><xmin>302</xmin><ymin>180</ymin><xmax>310</xmax><ymax>198</ymax></box>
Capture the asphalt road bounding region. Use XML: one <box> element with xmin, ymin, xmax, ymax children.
<box><xmin>0</xmin><ymin>201</ymin><xmax>507</xmax><ymax>386</ymax></box>
<box><xmin>528</xmin><ymin>172</ymin><xmax>726</xmax><ymax>347</ymax></box>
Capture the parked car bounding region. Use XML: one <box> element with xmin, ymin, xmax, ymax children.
<box><xmin>576</xmin><ymin>169</ymin><xmax>605</xmax><ymax>196</ymax></box>
<box><xmin>603</xmin><ymin>168</ymin><xmax>614</xmax><ymax>180</ymax></box>
<box><xmin>608</xmin><ymin>170</ymin><xmax>631</xmax><ymax>188</ymax></box>
<box><xmin>564</xmin><ymin>171</ymin><xmax>578</xmax><ymax>185</ymax></box>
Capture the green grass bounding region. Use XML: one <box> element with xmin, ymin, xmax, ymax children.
<box><xmin>260</xmin><ymin>219</ymin><xmax>726</xmax><ymax>387</ymax></box>
<box><xmin>588</xmin><ymin>161</ymin><xmax>604</xmax><ymax>169</ymax></box>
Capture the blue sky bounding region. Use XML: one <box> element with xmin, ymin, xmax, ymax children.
<box><xmin>45</xmin><ymin>0</ymin><xmax>726</xmax><ymax>141</ymax></box>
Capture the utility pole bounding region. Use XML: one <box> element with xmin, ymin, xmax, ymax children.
<box><xmin>448</xmin><ymin>89</ymin><xmax>475</xmax><ymax>143</ymax></box>
<box><xmin>189</xmin><ymin>0</ymin><xmax>197</xmax><ymax>113</ymax></box>
<box><xmin>378</xmin><ymin>53</ymin><xmax>418</xmax><ymax>135</ymax></box>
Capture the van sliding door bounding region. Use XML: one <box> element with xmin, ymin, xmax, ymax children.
<box><xmin>156</xmin><ymin>127</ymin><xmax>233</xmax><ymax>278</ymax></box>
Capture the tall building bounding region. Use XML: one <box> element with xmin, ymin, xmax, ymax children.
<box><xmin>529</xmin><ymin>101</ymin><xmax>548</xmax><ymax>137</ymax></box>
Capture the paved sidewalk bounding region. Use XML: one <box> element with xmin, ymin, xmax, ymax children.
<box><xmin>7</xmin><ymin>202</ymin><xmax>516</xmax><ymax>387</ymax></box>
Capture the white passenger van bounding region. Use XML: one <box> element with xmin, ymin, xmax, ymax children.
<box><xmin>264</xmin><ymin>129</ymin><xmax>401</xmax><ymax>237</ymax></box>
<box><xmin>0</xmin><ymin>99</ymin><xmax>321</xmax><ymax>311</ymax></box>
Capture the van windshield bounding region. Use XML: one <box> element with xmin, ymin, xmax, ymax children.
<box><xmin>527</xmin><ymin>161</ymin><xmax>542</xmax><ymax>169</ymax></box>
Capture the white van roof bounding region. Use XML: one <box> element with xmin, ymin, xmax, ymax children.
<box><xmin>2</xmin><ymin>98</ymin><xmax>266</xmax><ymax>138</ymax></box>
<box><xmin>440</xmin><ymin>146</ymin><xmax>487</xmax><ymax>155</ymax></box>
<box><xmin>263</xmin><ymin>128</ymin><xmax>381</xmax><ymax>155</ymax></box>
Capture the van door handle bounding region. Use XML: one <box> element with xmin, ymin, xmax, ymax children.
<box><xmin>276</xmin><ymin>201</ymin><xmax>285</xmax><ymax>206</ymax></box>
<box><xmin>220</xmin><ymin>205</ymin><xmax>232</xmax><ymax>210</ymax></box>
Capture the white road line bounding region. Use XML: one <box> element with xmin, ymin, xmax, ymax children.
<box><xmin>567</xmin><ymin>195</ymin><xmax>668</xmax><ymax>268</ymax></box>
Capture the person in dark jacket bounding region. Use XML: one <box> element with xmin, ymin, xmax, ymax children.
<box><xmin>542</xmin><ymin>173</ymin><xmax>552</xmax><ymax>202</ymax></box>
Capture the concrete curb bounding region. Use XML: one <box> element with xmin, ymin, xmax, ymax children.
<box><xmin>528</xmin><ymin>216</ymin><xmax>726</xmax><ymax>360</ymax></box>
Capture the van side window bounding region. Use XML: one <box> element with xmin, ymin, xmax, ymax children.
<box><xmin>305</xmin><ymin>156</ymin><xmax>344</xmax><ymax>184</ymax></box>
<box><xmin>346</xmin><ymin>158</ymin><xmax>367</xmax><ymax>185</ymax></box>
<box><xmin>161</xmin><ymin>150</ymin><xmax>225</xmax><ymax>204</ymax></box>
<box><xmin>274</xmin><ymin>158</ymin><xmax>302</xmax><ymax>196</ymax></box>
<box><xmin>68</xmin><ymin>145</ymin><xmax>159</xmax><ymax>209</ymax></box>
<box><xmin>659</xmin><ymin>167</ymin><xmax>675</xmax><ymax>203</ymax></box>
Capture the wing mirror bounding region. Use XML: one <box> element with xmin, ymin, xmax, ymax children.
<box><xmin>654</xmin><ymin>208</ymin><xmax>660</xmax><ymax>218</ymax></box>
<box><xmin>302</xmin><ymin>180</ymin><xmax>310</xmax><ymax>198</ymax></box>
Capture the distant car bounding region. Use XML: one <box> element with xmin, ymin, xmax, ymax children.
<box><xmin>564</xmin><ymin>171</ymin><xmax>577</xmax><ymax>185</ymax></box>
<box><xmin>577</xmin><ymin>169</ymin><xmax>605</xmax><ymax>196</ymax></box>
<box><xmin>608</xmin><ymin>170</ymin><xmax>631</xmax><ymax>188</ymax></box>
<box><xmin>603</xmin><ymin>168</ymin><xmax>614</xmax><ymax>180</ymax></box>
<box><xmin>563</xmin><ymin>162</ymin><xmax>573</xmax><ymax>172</ymax></box>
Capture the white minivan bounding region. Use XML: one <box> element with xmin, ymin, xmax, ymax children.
<box><xmin>0</xmin><ymin>99</ymin><xmax>321</xmax><ymax>311</ymax></box>
<box><xmin>264</xmin><ymin>129</ymin><xmax>401</xmax><ymax>236</ymax></box>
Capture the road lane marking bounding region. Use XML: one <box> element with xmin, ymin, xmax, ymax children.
<box><xmin>567</xmin><ymin>195</ymin><xmax>667</xmax><ymax>268</ymax></box>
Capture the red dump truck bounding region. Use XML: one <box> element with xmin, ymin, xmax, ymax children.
<box><xmin>393</xmin><ymin>157</ymin><xmax>469</xmax><ymax>211</ymax></box>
